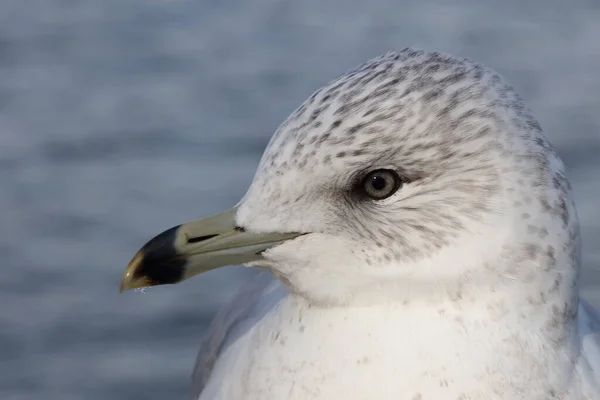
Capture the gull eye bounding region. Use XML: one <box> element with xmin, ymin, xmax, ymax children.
<box><xmin>360</xmin><ymin>169</ymin><xmax>402</xmax><ymax>200</ymax></box>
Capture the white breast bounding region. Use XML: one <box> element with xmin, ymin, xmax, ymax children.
<box><xmin>196</xmin><ymin>286</ymin><xmax>594</xmax><ymax>400</ymax></box>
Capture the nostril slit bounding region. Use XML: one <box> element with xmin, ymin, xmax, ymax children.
<box><xmin>187</xmin><ymin>234</ymin><xmax>218</xmax><ymax>244</ymax></box>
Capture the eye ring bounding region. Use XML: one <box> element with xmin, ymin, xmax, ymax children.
<box><xmin>359</xmin><ymin>169</ymin><xmax>403</xmax><ymax>200</ymax></box>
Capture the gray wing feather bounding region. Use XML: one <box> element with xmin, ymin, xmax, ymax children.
<box><xmin>580</xmin><ymin>298</ymin><xmax>600</xmax><ymax>343</ymax></box>
<box><xmin>579</xmin><ymin>298</ymin><xmax>600</xmax><ymax>391</ymax></box>
<box><xmin>189</xmin><ymin>271</ymin><xmax>283</xmax><ymax>399</ymax></box>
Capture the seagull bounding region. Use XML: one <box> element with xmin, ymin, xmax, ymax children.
<box><xmin>120</xmin><ymin>48</ymin><xmax>600</xmax><ymax>399</ymax></box>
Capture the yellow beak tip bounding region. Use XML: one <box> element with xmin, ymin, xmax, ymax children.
<box><xmin>119</xmin><ymin>251</ymin><xmax>151</xmax><ymax>293</ymax></box>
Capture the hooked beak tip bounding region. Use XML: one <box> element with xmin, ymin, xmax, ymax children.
<box><xmin>119</xmin><ymin>251</ymin><xmax>151</xmax><ymax>293</ymax></box>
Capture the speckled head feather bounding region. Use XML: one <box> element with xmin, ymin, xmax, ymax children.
<box><xmin>237</xmin><ymin>48</ymin><xmax>580</xmax><ymax>312</ymax></box>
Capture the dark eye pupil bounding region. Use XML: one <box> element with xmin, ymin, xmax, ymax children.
<box><xmin>371</xmin><ymin>175</ymin><xmax>387</xmax><ymax>191</ymax></box>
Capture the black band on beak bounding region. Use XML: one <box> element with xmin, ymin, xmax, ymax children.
<box><xmin>136</xmin><ymin>225</ymin><xmax>186</xmax><ymax>285</ymax></box>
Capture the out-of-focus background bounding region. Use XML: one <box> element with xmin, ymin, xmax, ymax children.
<box><xmin>1</xmin><ymin>0</ymin><xmax>599</xmax><ymax>399</ymax></box>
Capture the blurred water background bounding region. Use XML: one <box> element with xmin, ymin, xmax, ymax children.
<box><xmin>1</xmin><ymin>0</ymin><xmax>599</xmax><ymax>399</ymax></box>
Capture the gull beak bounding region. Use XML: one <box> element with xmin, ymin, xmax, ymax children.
<box><xmin>119</xmin><ymin>207</ymin><xmax>301</xmax><ymax>292</ymax></box>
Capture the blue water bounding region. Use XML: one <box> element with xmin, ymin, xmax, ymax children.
<box><xmin>1</xmin><ymin>1</ymin><xmax>599</xmax><ymax>399</ymax></box>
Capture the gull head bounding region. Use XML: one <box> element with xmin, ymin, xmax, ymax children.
<box><xmin>121</xmin><ymin>49</ymin><xmax>580</xmax><ymax>307</ymax></box>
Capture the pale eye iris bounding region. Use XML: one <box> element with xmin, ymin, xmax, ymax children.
<box><xmin>362</xmin><ymin>169</ymin><xmax>401</xmax><ymax>200</ymax></box>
